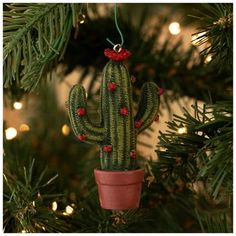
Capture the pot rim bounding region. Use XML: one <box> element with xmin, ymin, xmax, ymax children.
<box><xmin>94</xmin><ymin>168</ymin><xmax>144</xmax><ymax>174</ymax></box>
<box><xmin>94</xmin><ymin>168</ymin><xmax>144</xmax><ymax>185</ymax></box>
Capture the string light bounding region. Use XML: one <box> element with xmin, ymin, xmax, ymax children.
<box><xmin>61</xmin><ymin>124</ymin><xmax>70</xmax><ymax>136</ymax></box>
<box><xmin>19</xmin><ymin>124</ymin><xmax>30</xmax><ymax>132</ymax></box>
<box><xmin>177</xmin><ymin>127</ymin><xmax>188</xmax><ymax>134</ymax></box>
<box><xmin>5</xmin><ymin>127</ymin><xmax>17</xmax><ymax>140</ymax></box>
<box><xmin>78</xmin><ymin>13</ymin><xmax>86</xmax><ymax>24</ymax></box>
<box><xmin>169</xmin><ymin>22</ymin><xmax>181</xmax><ymax>35</ymax></box>
<box><xmin>13</xmin><ymin>101</ymin><xmax>22</xmax><ymax>110</ymax></box>
<box><xmin>159</xmin><ymin>147</ymin><xmax>167</xmax><ymax>152</ymax></box>
<box><xmin>63</xmin><ymin>205</ymin><xmax>74</xmax><ymax>215</ymax></box>
<box><xmin>65</xmin><ymin>205</ymin><xmax>74</xmax><ymax>214</ymax></box>
<box><xmin>204</xmin><ymin>55</ymin><xmax>212</xmax><ymax>64</ymax></box>
<box><xmin>52</xmin><ymin>201</ymin><xmax>58</xmax><ymax>211</ymax></box>
<box><xmin>21</xmin><ymin>230</ymin><xmax>27</xmax><ymax>233</ymax></box>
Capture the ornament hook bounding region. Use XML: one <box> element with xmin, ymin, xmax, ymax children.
<box><xmin>106</xmin><ymin>3</ymin><xmax>124</xmax><ymax>50</ymax></box>
<box><xmin>113</xmin><ymin>44</ymin><xmax>122</xmax><ymax>53</ymax></box>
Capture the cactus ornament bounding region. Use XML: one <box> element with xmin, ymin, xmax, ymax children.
<box><xmin>68</xmin><ymin>46</ymin><xmax>161</xmax><ymax>209</ymax></box>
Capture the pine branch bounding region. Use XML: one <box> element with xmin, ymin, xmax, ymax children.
<box><xmin>157</xmin><ymin>100</ymin><xmax>232</xmax><ymax>199</ymax></box>
<box><xmin>3</xmin><ymin>150</ymin><xmax>65</xmax><ymax>232</ymax></box>
<box><xmin>190</xmin><ymin>3</ymin><xmax>233</xmax><ymax>68</ymax></box>
<box><xmin>69</xmin><ymin>191</ymin><xmax>151</xmax><ymax>233</ymax></box>
<box><xmin>192</xmin><ymin>189</ymin><xmax>232</xmax><ymax>233</ymax></box>
<box><xmin>195</xmin><ymin>207</ymin><xmax>232</xmax><ymax>232</ymax></box>
<box><xmin>3</xmin><ymin>3</ymin><xmax>84</xmax><ymax>91</ymax></box>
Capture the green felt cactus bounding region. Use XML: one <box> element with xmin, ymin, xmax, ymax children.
<box><xmin>68</xmin><ymin>48</ymin><xmax>161</xmax><ymax>171</ymax></box>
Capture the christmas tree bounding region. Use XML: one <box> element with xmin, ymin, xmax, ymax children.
<box><xmin>3</xmin><ymin>3</ymin><xmax>233</xmax><ymax>233</ymax></box>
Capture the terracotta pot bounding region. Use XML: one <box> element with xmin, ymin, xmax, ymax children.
<box><xmin>94</xmin><ymin>168</ymin><xmax>144</xmax><ymax>210</ymax></box>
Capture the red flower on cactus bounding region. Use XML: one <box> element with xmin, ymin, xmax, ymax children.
<box><xmin>103</xmin><ymin>145</ymin><xmax>112</xmax><ymax>153</ymax></box>
<box><xmin>158</xmin><ymin>87</ymin><xmax>165</xmax><ymax>96</ymax></box>
<box><xmin>107</xmin><ymin>82</ymin><xmax>117</xmax><ymax>91</ymax></box>
<box><xmin>104</xmin><ymin>48</ymin><xmax>131</xmax><ymax>61</ymax></box>
<box><xmin>77</xmin><ymin>107</ymin><xmax>86</xmax><ymax>117</ymax></box>
<box><xmin>134</xmin><ymin>120</ymin><xmax>142</xmax><ymax>129</ymax></box>
<box><xmin>120</xmin><ymin>107</ymin><xmax>129</xmax><ymax>116</ymax></box>
<box><xmin>154</xmin><ymin>114</ymin><xmax>160</xmax><ymax>122</ymax></box>
<box><xmin>130</xmin><ymin>150</ymin><xmax>137</xmax><ymax>159</ymax></box>
<box><xmin>77</xmin><ymin>134</ymin><xmax>86</xmax><ymax>141</ymax></box>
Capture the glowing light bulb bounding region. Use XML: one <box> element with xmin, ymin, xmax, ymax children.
<box><xmin>159</xmin><ymin>147</ymin><xmax>167</xmax><ymax>152</ymax></box>
<box><xmin>19</xmin><ymin>124</ymin><xmax>30</xmax><ymax>132</ymax></box>
<box><xmin>13</xmin><ymin>102</ymin><xmax>22</xmax><ymax>110</ymax></box>
<box><xmin>177</xmin><ymin>127</ymin><xmax>187</xmax><ymax>134</ymax></box>
<box><xmin>52</xmin><ymin>201</ymin><xmax>58</xmax><ymax>211</ymax></box>
<box><xmin>169</xmin><ymin>22</ymin><xmax>181</xmax><ymax>35</ymax></box>
<box><xmin>61</xmin><ymin>124</ymin><xmax>70</xmax><ymax>136</ymax></box>
<box><xmin>65</xmin><ymin>205</ymin><xmax>74</xmax><ymax>215</ymax></box>
<box><xmin>204</xmin><ymin>55</ymin><xmax>212</xmax><ymax>64</ymax></box>
<box><xmin>78</xmin><ymin>14</ymin><xmax>86</xmax><ymax>24</ymax></box>
<box><xmin>5</xmin><ymin>127</ymin><xmax>17</xmax><ymax>140</ymax></box>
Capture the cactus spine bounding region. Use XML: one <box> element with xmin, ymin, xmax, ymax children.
<box><xmin>68</xmin><ymin>50</ymin><xmax>160</xmax><ymax>171</ymax></box>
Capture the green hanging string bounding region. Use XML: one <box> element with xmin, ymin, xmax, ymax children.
<box><xmin>106</xmin><ymin>3</ymin><xmax>124</xmax><ymax>47</ymax></box>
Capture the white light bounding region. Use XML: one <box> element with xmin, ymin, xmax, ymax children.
<box><xmin>65</xmin><ymin>205</ymin><xmax>74</xmax><ymax>215</ymax></box>
<box><xmin>178</xmin><ymin>127</ymin><xmax>187</xmax><ymax>134</ymax></box>
<box><xmin>169</xmin><ymin>22</ymin><xmax>181</xmax><ymax>35</ymax></box>
<box><xmin>19</xmin><ymin>124</ymin><xmax>30</xmax><ymax>132</ymax></box>
<box><xmin>52</xmin><ymin>201</ymin><xmax>58</xmax><ymax>211</ymax></box>
<box><xmin>13</xmin><ymin>102</ymin><xmax>23</xmax><ymax>110</ymax></box>
<box><xmin>204</xmin><ymin>55</ymin><xmax>212</xmax><ymax>64</ymax></box>
<box><xmin>5</xmin><ymin>127</ymin><xmax>17</xmax><ymax>140</ymax></box>
<box><xmin>78</xmin><ymin>14</ymin><xmax>86</xmax><ymax>24</ymax></box>
<box><xmin>32</xmin><ymin>201</ymin><xmax>35</xmax><ymax>207</ymax></box>
<box><xmin>42</xmin><ymin>226</ymin><xmax>46</xmax><ymax>231</ymax></box>
<box><xmin>21</xmin><ymin>230</ymin><xmax>27</xmax><ymax>233</ymax></box>
<box><xmin>159</xmin><ymin>147</ymin><xmax>167</xmax><ymax>152</ymax></box>
<box><xmin>61</xmin><ymin>124</ymin><xmax>70</xmax><ymax>136</ymax></box>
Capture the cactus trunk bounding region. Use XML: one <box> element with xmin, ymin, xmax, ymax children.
<box><xmin>100</xmin><ymin>61</ymin><xmax>136</xmax><ymax>170</ymax></box>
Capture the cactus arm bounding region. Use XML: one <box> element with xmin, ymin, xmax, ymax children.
<box><xmin>68</xmin><ymin>84</ymin><xmax>104</xmax><ymax>144</ymax></box>
<box><xmin>134</xmin><ymin>82</ymin><xmax>160</xmax><ymax>134</ymax></box>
